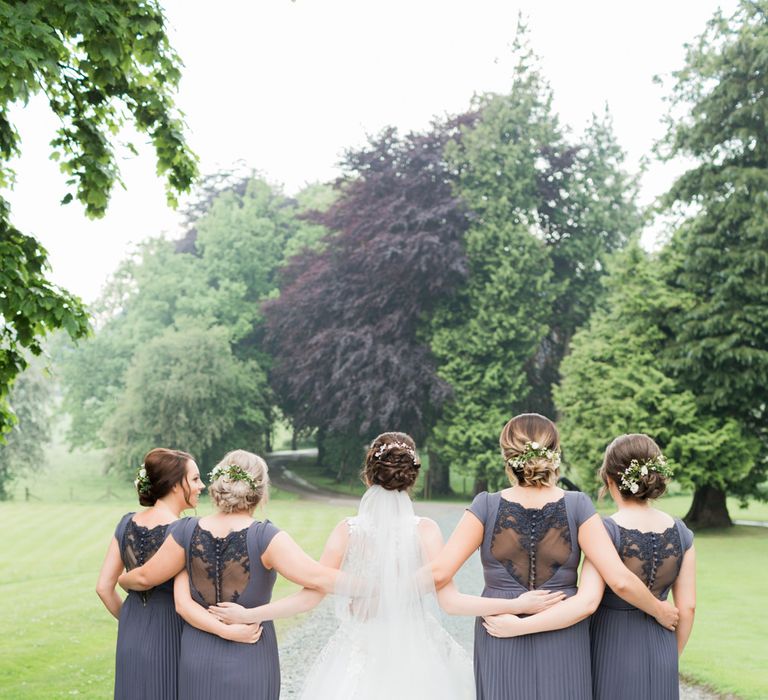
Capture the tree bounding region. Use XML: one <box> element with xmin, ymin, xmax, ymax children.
<box><xmin>104</xmin><ymin>324</ymin><xmax>270</xmax><ymax>471</ymax></box>
<box><xmin>0</xmin><ymin>358</ymin><xmax>53</xmax><ymax>499</ymax></box>
<box><xmin>656</xmin><ymin>0</ymin><xmax>768</xmax><ymax>524</ymax></box>
<box><xmin>555</xmin><ymin>243</ymin><xmax>760</xmax><ymax>527</ymax></box>
<box><xmin>1</xmin><ymin>0</ymin><xmax>197</xmax><ymax>434</ymax></box>
<box><xmin>264</xmin><ymin>123</ymin><xmax>472</xmax><ymax>489</ymax></box>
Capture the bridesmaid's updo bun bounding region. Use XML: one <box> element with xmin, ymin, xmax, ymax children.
<box><xmin>500</xmin><ymin>413</ymin><xmax>561</xmax><ymax>488</ymax></box>
<box><xmin>137</xmin><ymin>448</ymin><xmax>195</xmax><ymax>507</ymax></box>
<box><xmin>600</xmin><ymin>434</ymin><xmax>669</xmax><ymax>501</ymax></box>
<box><xmin>209</xmin><ymin>450</ymin><xmax>269</xmax><ymax>513</ymax></box>
<box><xmin>363</xmin><ymin>432</ymin><xmax>420</xmax><ymax>492</ymax></box>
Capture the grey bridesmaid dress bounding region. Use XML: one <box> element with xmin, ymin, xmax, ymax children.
<box><xmin>113</xmin><ymin>513</ymin><xmax>184</xmax><ymax>700</ymax></box>
<box><xmin>590</xmin><ymin>517</ymin><xmax>694</xmax><ymax>700</ymax></box>
<box><xmin>171</xmin><ymin>517</ymin><xmax>281</xmax><ymax>700</ymax></box>
<box><xmin>469</xmin><ymin>490</ymin><xmax>597</xmax><ymax>700</ymax></box>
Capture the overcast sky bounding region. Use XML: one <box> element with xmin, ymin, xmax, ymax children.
<box><xmin>6</xmin><ymin>0</ymin><xmax>738</xmax><ymax>303</ymax></box>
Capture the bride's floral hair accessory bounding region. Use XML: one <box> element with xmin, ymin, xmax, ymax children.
<box><xmin>209</xmin><ymin>463</ymin><xmax>262</xmax><ymax>491</ymax></box>
<box><xmin>373</xmin><ymin>441</ymin><xmax>416</xmax><ymax>460</ymax></box>
<box><xmin>134</xmin><ymin>464</ymin><xmax>151</xmax><ymax>495</ymax></box>
<box><xmin>506</xmin><ymin>441</ymin><xmax>561</xmax><ymax>471</ymax></box>
<box><xmin>619</xmin><ymin>454</ymin><xmax>673</xmax><ymax>495</ymax></box>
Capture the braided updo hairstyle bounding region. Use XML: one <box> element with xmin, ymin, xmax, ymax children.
<box><xmin>362</xmin><ymin>432</ymin><xmax>421</xmax><ymax>492</ymax></box>
<box><xmin>500</xmin><ymin>413</ymin><xmax>561</xmax><ymax>488</ymax></box>
<box><xmin>137</xmin><ymin>448</ymin><xmax>195</xmax><ymax>507</ymax></box>
<box><xmin>600</xmin><ymin>434</ymin><xmax>668</xmax><ymax>501</ymax></box>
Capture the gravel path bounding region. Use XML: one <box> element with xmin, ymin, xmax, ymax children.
<box><xmin>275</xmin><ymin>498</ymin><xmax>728</xmax><ymax>699</ymax></box>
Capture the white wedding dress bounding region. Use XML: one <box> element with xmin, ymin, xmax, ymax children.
<box><xmin>298</xmin><ymin>485</ymin><xmax>475</xmax><ymax>699</ymax></box>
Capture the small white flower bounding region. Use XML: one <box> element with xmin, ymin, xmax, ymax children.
<box><xmin>530</xmin><ymin>442</ymin><xmax>540</xmax><ymax>450</ymax></box>
<box><xmin>630</xmin><ymin>483</ymin><xmax>639</xmax><ymax>494</ymax></box>
<box><xmin>640</xmin><ymin>466</ymin><xmax>648</xmax><ymax>476</ymax></box>
<box><xmin>134</xmin><ymin>479</ymin><xmax>139</xmax><ymax>487</ymax></box>
<box><xmin>139</xmin><ymin>468</ymin><xmax>147</xmax><ymax>478</ymax></box>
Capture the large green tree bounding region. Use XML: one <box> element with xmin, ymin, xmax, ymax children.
<box><xmin>555</xmin><ymin>243</ymin><xmax>760</xmax><ymax>527</ymax></box>
<box><xmin>431</xmin><ymin>30</ymin><xmax>639</xmax><ymax>489</ymax></box>
<box><xmin>656</xmin><ymin>0</ymin><xmax>768</xmax><ymax>524</ymax></box>
<box><xmin>0</xmin><ymin>357</ymin><xmax>53</xmax><ymax>499</ymax></box>
<box><xmin>1</xmin><ymin>0</ymin><xmax>197</xmax><ymax>436</ymax></box>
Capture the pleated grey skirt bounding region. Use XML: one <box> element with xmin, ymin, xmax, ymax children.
<box><xmin>590</xmin><ymin>603</ymin><xmax>679</xmax><ymax>700</ymax></box>
<box><xmin>178</xmin><ymin>620</ymin><xmax>280</xmax><ymax>700</ymax></box>
<box><xmin>114</xmin><ymin>590</ymin><xmax>183</xmax><ymax>700</ymax></box>
<box><xmin>474</xmin><ymin>615</ymin><xmax>591</xmax><ymax>700</ymax></box>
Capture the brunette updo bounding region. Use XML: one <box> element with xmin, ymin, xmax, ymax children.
<box><xmin>600</xmin><ymin>434</ymin><xmax>668</xmax><ymax>501</ymax></box>
<box><xmin>209</xmin><ymin>450</ymin><xmax>269</xmax><ymax>513</ymax></box>
<box><xmin>138</xmin><ymin>448</ymin><xmax>195</xmax><ymax>507</ymax></box>
<box><xmin>500</xmin><ymin>413</ymin><xmax>561</xmax><ymax>488</ymax></box>
<box><xmin>362</xmin><ymin>432</ymin><xmax>420</xmax><ymax>492</ymax></box>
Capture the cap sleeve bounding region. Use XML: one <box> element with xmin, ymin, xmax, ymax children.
<box><xmin>255</xmin><ymin>519</ymin><xmax>281</xmax><ymax>554</ymax></box>
<box><xmin>170</xmin><ymin>516</ymin><xmax>198</xmax><ymax>549</ymax></box>
<box><xmin>467</xmin><ymin>491</ymin><xmax>490</xmax><ymax>525</ymax></box>
<box><xmin>676</xmin><ymin>519</ymin><xmax>694</xmax><ymax>551</ymax></box>
<box><xmin>165</xmin><ymin>517</ymin><xmax>190</xmax><ymax>543</ymax></box>
<box><xmin>570</xmin><ymin>491</ymin><xmax>597</xmax><ymax>527</ymax></box>
<box><xmin>601</xmin><ymin>516</ymin><xmax>621</xmax><ymax>549</ymax></box>
<box><xmin>114</xmin><ymin>512</ymin><xmax>135</xmax><ymax>543</ymax></box>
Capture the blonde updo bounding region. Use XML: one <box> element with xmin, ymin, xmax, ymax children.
<box><xmin>500</xmin><ymin>413</ymin><xmax>561</xmax><ymax>488</ymax></box>
<box><xmin>209</xmin><ymin>450</ymin><xmax>269</xmax><ymax>513</ymax></box>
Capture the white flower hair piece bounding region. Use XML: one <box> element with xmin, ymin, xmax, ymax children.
<box><xmin>209</xmin><ymin>464</ymin><xmax>262</xmax><ymax>491</ymax></box>
<box><xmin>506</xmin><ymin>441</ymin><xmax>561</xmax><ymax>471</ymax></box>
<box><xmin>619</xmin><ymin>455</ymin><xmax>673</xmax><ymax>495</ymax></box>
<box><xmin>373</xmin><ymin>441</ymin><xmax>416</xmax><ymax>460</ymax></box>
<box><xmin>134</xmin><ymin>464</ymin><xmax>151</xmax><ymax>495</ymax></box>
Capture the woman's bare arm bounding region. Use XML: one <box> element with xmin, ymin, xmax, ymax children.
<box><xmin>117</xmin><ymin>536</ymin><xmax>186</xmax><ymax>591</ymax></box>
<box><xmin>420</xmin><ymin>518</ymin><xmax>565</xmax><ymax>616</ymax></box>
<box><xmin>96</xmin><ymin>537</ymin><xmax>125</xmax><ymax>619</ymax></box>
<box><xmin>173</xmin><ymin>570</ymin><xmax>261</xmax><ymax>643</ymax></box>
<box><xmin>210</xmin><ymin>520</ymin><xmax>349</xmax><ymax>625</ymax></box>
<box><xmin>483</xmin><ymin>560</ymin><xmax>605</xmax><ymax>637</ymax></box>
<box><xmin>671</xmin><ymin>546</ymin><xmax>696</xmax><ymax>656</ymax></box>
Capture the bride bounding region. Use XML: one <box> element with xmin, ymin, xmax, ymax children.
<box><xmin>210</xmin><ymin>432</ymin><xmax>563</xmax><ymax>699</ymax></box>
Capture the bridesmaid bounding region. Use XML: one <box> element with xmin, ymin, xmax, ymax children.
<box><xmin>118</xmin><ymin>449</ymin><xmax>339</xmax><ymax>700</ymax></box>
<box><xmin>591</xmin><ymin>434</ymin><xmax>695</xmax><ymax>699</ymax></box>
<box><xmin>96</xmin><ymin>447</ymin><xmax>204</xmax><ymax>700</ymax></box>
<box><xmin>430</xmin><ymin>413</ymin><xmax>680</xmax><ymax>700</ymax></box>
<box><xmin>482</xmin><ymin>434</ymin><xmax>696</xmax><ymax>700</ymax></box>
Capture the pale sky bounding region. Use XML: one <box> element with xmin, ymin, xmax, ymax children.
<box><xmin>6</xmin><ymin>0</ymin><xmax>738</xmax><ymax>303</ymax></box>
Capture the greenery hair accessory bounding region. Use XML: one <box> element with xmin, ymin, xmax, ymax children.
<box><xmin>619</xmin><ymin>454</ymin><xmax>673</xmax><ymax>494</ymax></box>
<box><xmin>134</xmin><ymin>464</ymin><xmax>151</xmax><ymax>495</ymax></box>
<box><xmin>506</xmin><ymin>441</ymin><xmax>561</xmax><ymax>471</ymax></box>
<box><xmin>209</xmin><ymin>463</ymin><xmax>262</xmax><ymax>491</ymax></box>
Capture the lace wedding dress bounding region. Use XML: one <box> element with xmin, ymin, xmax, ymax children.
<box><xmin>298</xmin><ymin>485</ymin><xmax>474</xmax><ymax>699</ymax></box>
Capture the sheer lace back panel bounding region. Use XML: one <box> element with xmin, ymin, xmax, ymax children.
<box><xmin>615</xmin><ymin>524</ymin><xmax>683</xmax><ymax>598</ymax></box>
<box><xmin>490</xmin><ymin>497</ymin><xmax>572</xmax><ymax>590</ymax></box>
<box><xmin>188</xmin><ymin>525</ymin><xmax>251</xmax><ymax>607</ymax></box>
<box><xmin>121</xmin><ymin>519</ymin><xmax>169</xmax><ymax>571</ymax></box>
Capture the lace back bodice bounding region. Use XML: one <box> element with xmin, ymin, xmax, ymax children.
<box><xmin>188</xmin><ymin>526</ymin><xmax>250</xmax><ymax>607</ymax></box>
<box><xmin>491</xmin><ymin>497</ymin><xmax>572</xmax><ymax>590</ymax></box>
<box><xmin>616</xmin><ymin>524</ymin><xmax>683</xmax><ymax>598</ymax></box>
<box><xmin>122</xmin><ymin>520</ymin><xmax>169</xmax><ymax>571</ymax></box>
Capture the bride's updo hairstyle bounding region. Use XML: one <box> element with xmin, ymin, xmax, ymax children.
<box><xmin>600</xmin><ymin>434</ymin><xmax>669</xmax><ymax>501</ymax></box>
<box><xmin>500</xmin><ymin>413</ymin><xmax>561</xmax><ymax>488</ymax></box>
<box><xmin>137</xmin><ymin>448</ymin><xmax>195</xmax><ymax>507</ymax></box>
<box><xmin>209</xmin><ymin>449</ymin><xmax>269</xmax><ymax>513</ymax></box>
<box><xmin>363</xmin><ymin>432</ymin><xmax>421</xmax><ymax>492</ymax></box>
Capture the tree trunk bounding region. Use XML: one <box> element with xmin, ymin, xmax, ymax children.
<box><xmin>291</xmin><ymin>428</ymin><xmax>298</xmax><ymax>452</ymax></box>
<box><xmin>426</xmin><ymin>448</ymin><xmax>453</xmax><ymax>497</ymax></box>
<box><xmin>684</xmin><ymin>485</ymin><xmax>732</xmax><ymax>529</ymax></box>
<box><xmin>473</xmin><ymin>476</ymin><xmax>488</xmax><ymax>495</ymax></box>
<box><xmin>317</xmin><ymin>427</ymin><xmax>326</xmax><ymax>467</ymax></box>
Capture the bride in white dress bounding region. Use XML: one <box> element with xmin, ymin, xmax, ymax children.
<box><xmin>210</xmin><ymin>432</ymin><xmax>563</xmax><ymax>699</ymax></box>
